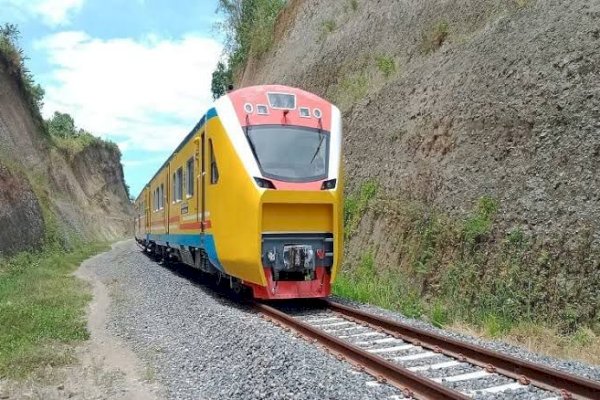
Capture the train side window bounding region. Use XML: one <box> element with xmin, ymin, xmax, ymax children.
<box><xmin>209</xmin><ymin>139</ymin><xmax>219</xmax><ymax>184</ymax></box>
<box><xmin>175</xmin><ymin>167</ymin><xmax>183</xmax><ymax>201</ymax></box>
<box><xmin>186</xmin><ymin>157</ymin><xmax>194</xmax><ymax>197</ymax></box>
<box><xmin>172</xmin><ymin>172</ymin><xmax>176</xmax><ymax>203</ymax></box>
<box><xmin>154</xmin><ymin>188</ymin><xmax>158</xmax><ymax>211</ymax></box>
<box><xmin>160</xmin><ymin>184</ymin><xmax>164</xmax><ymax>209</ymax></box>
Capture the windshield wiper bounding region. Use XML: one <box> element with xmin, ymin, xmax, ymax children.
<box><xmin>310</xmin><ymin>133</ymin><xmax>325</xmax><ymax>164</ymax></box>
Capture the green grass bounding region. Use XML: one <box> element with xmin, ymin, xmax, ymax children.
<box><xmin>375</xmin><ymin>55</ymin><xmax>396</xmax><ymax>78</ymax></box>
<box><xmin>334</xmin><ymin>251</ymin><xmax>425</xmax><ymax>318</ymax></box>
<box><xmin>0</xmin><ymin>243</ymin><xmax>109</xmax><ymax>378</ymax></box>
<box><xmin>344</xmin><ymin>180</ymin><xmax>378</xmax><ymax>240</ymax></box>
<box><xmin>462</xmin><ymin>196</ymin><xmax>498</xmax><ymax>245</ymax></box>
<box><xmin>331</xmin><ymin>73</ymin><xmax>369</xmax><ymax>111</ymax></box>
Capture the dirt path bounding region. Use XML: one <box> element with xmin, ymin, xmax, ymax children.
<box><xmin>1</xmin><ymin>242</ymin><xmax>164</xmax><ymax>400</ymax></box>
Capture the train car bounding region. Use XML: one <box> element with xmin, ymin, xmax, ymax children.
<box><xmin>133</xmin><ymin>85</ymin><xmax>343</xmax><ymax>299</ymax></box>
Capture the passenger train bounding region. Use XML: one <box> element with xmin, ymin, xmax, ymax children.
<box><xmin>133</xmin><ymin>85</ymin><xmax>343</xmax><ymax>299</ymax></box>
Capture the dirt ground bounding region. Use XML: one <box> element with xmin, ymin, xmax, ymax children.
<box><xmin>0</xmin><ymin>247</ymin><xmax>164</xmax><ymax>400</ymax></box>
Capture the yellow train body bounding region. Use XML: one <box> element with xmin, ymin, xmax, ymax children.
<box><xmin>134</xmin><ymin>85</ymin><xmax>343</xmax><ymax>299</ymax></box>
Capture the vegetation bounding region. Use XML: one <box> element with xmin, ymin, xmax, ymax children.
<box><xmin>211</xmin><ymin>61</ymin><xmax>234</xmax><ymax>100</ymax></box>
<box><xmin>335</xmin><ymin>187</ymin><xmax>600</xmax><ymax>362</ymax></box>
<box><xmin>421</xmin><ymin>20</ymin><xmax>450</xmax><ymax>53</ymax></box>
<box><xmin>0</xmin><ymin>23</ymin><xmax>45</xmax><ymax>115</ymax></box>
<box><xmin>514</xmin><ymin>0</ymin><xmax>531</xmax><ymax>8</ymax></box>
<box><xmin>0</xmin><ymin>243</ymin><xmax>109</xmax><ymax>378</ymax></box>
<box><xmin>0</xmin><ymin>22</ymin><xmax>126</xmax><ymax>381</ymax></box>
<box><xmin>344</xmin><ymin>180</ymin><xmax>378</xmax><ymax>240</ymax></box>
<box><xmin>46</xmin><ymin>111</ymin><xmax>120</xmax><ymax>156</ymax></box>
<box><xmin>347</xmin><ymin>0</ymin><xmax>358</xmax><ymax>12</ymax></box>
<box><xmin>330</xmin><ymin>73</ymin><xmax>369</xmax><ymax>111</ymax></box>
<box><xmin>375</xmin><ymin>55</ymin><xmax>396</xmax><ymax>78</ymax></box>
<box><xmin>211</xmin><ymin>0</ymin><xmax>286</xmax><ymax>97</ymax></box>
<box><xmin>321</xmin><ymin>19</ymin><xmax>336</xmax><ymax>36</ymax></box>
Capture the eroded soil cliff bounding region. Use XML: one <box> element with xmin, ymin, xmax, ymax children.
<box><xmin>0</xmin><ymin>55</ymin><xmax>133</xmax><ymax>255</ymax></box>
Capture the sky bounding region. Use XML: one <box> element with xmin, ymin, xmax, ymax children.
<box><xmin>1</xmin><ymin>0</ymin><xmax>224</xmax><ymax>197</ymax></box>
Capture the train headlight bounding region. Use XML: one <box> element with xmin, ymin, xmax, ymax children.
<box><xmin>320</xmin><ymin>179</ymin><xmax>337</xmax><ymax>190</ymax></box>
<box><xmin>254</xmin><ymin>177</ymin><xmax>276</xmax><ymax>189</ymax></box>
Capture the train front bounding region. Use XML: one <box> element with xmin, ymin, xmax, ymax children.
<box><xmin>219</xmin><ymin>85</ymin><xmax>343</xmax><ymax>300</ymax></box>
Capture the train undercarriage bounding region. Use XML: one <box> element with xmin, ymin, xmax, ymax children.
<box><xmin>135</xmin><ymin>233</ymin><xmax>334</xmax><ymax>300</ymax></box>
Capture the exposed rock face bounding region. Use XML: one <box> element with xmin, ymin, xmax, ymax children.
<box><xmin>240</xmin><ymin>0</ymin><xmax>600</xmax><ymax>248</ymax></box>
<box><xmin>239</xmin><ymin>0</ymin><xmax>600</xmax><ymax>327</ymax></box>
<box><xmin>0</xmin><ymin>163</ymin><xmax>44</xmax><ymax>254</ymax></box>
<box><xmin>0</xmin><ymin>55</ymin><xmax>133</xmax><ymax>255</ymax></box>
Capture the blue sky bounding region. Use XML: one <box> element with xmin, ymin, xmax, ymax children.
<box><xmin>1</xmin><ymin>0</ymin><xmax>224</xmax><ymax>197</ymax></box>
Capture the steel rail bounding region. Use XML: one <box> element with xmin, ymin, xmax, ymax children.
<box><xmin>255</xmin><ymin>302</ymin><xmax>470</xmax><ymax>400</ymax></box>
<box><xmin>325</xmin><ymin>300</ymin><xmax>600</xmax><ymax>400</ymax></box>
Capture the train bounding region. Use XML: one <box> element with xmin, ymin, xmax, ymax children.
<box><xmin>133</xmin><ymin>85</ymin><xmax>343</xmax><ymax>299</ymax></box>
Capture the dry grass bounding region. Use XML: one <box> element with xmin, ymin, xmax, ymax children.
<box><xmin>450</xmin><ymin>321</ymin><xmax>600</xmax><ymax>365</ymax></box>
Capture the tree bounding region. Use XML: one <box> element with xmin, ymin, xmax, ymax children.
<box><xmin>47</xmin><ymin>112</ymin><xmax>76</xmax><ymax>138</ymax></box>
<box><xmin>211</xmin><ymin>0</ymin><xmax>286</xmax><ymax>97</ymax></box>
<box><xmin>211</xmin><ymin>61</ymin><xmax>233</xmax><ymax>99</ymax></box>
<box><xmin>0</xmin><ymin>23</ymin><xmax>19</xmax><ymax>44</ymax></box>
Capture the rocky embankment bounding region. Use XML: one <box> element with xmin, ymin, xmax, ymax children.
<box><xmin>0</xmin><ymin>54</ymin><xmax>133</xmax><ymax>255</ymax></box>
<box><xmin>239</xmin><ymin>0</ymin><xmax>600</xmax><ymax>328</ymax></box>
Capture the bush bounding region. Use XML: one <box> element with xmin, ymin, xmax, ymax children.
<box><xmin>46</xmin><ymin>111</ymin><xmax>120</xmax><ymax>156</ymax></box>
<box><xmin>0</xmin><ymin>23</ymin><xmax>45</xmax><ymax>114</ymax></box>
<box><xmin>375</xmin><ymin>55</ymin><xmax>396</xmax><ymax>78</ymax></box>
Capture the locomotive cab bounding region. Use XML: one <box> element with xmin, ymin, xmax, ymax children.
<box><xmin>222</xmin><ymin>87</ymin><xmax>344</xmax><ymax>300</ymax></box>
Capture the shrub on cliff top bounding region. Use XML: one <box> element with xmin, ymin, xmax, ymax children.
<box><xmin>0</xmin><ymin>23</ymin><xmax>45</xmax><ymax>114</ymax></box>
<box><xmin>47</xmin><ymin>111</ymin><xmax>120</xmax><ymax>156</ymax></box>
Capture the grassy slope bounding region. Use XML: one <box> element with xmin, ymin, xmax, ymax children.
<box><xmin>334</xmin><ymin>182</ymin><xmax>600</xmax><ymax>365</ymax></box>
<box><xmin>0</xmin><ymin>243</ymin><xmax>109</xmax><ymax>378</ymax></box>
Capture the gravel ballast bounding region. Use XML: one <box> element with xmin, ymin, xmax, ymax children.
<box><xmin>89</xmin><ymin>241</ymin><xmax>599</xmax><ymax>399</ymax></box>
<box><xmin>89</xmin><ymin>241</ymin><xmax>404</xmax><ymax>400</ymax></box>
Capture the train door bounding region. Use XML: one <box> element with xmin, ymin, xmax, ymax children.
<box><xmin>166</xmin><ymin>163</ymin><xmax>170</xmax><ymax>235</ymax></box>
<box><xmin>201</xmin><ymin>131</ymin><xmax>206</xmax><ymax>233</ymax></box>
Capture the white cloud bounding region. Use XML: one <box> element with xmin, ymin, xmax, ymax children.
<box><xmin>36</xmin><ymin>31</ymin><xmax>223</xmax><ymax>152</ymax></box>
<box><xmin>0</xmin><ymin>0</ymin><xmax>84</xmax><ymax>26</ymax></box>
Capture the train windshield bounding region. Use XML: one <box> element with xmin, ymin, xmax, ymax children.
<box><xmin>246</xmin><ymin>125</ymin><xmax>329</xmax><ymax>182</ymax></box>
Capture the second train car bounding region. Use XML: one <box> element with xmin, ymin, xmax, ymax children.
<box><xmin>133</xmin><ymin>85</ymin><xmax>343</xmax><ymax>299</ymax></box>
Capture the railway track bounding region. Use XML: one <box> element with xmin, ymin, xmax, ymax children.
<box><xmin>255</xmin><ymin>300</ymin><xmax>600</xmax><ymax>400</ymax></box>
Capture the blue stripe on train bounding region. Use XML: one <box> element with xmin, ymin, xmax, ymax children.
<box><xmin>145</xmin><ymin>233</ymin><xmax>224</xmax><ymax>272</ymax></box>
